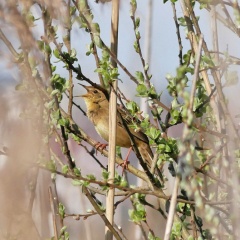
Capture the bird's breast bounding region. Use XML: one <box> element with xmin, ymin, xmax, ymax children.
<box><xmin>88</xmin><ymin>110</ymin><xmax>132</xmax><ymax>147</ymax></box>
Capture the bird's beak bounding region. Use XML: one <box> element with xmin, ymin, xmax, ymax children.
<box><xmin>74</xmin><ymin>84</ymin><xmax>89</xmax><ymax>98</ymax></box>
<box><xmin>78</xmin><ymin>83</ymin><xmax>88</xmax><ymax>90</ymax></box>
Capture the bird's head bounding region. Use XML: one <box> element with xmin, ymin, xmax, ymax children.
<box><xmin>77</xmin><ymin>84</ymin><xmax>108</xmax><ymax>107</ymax></box>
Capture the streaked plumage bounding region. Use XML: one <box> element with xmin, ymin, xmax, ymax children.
<box><xmin>80</xmin><ymin>85</ymin><xmax>153</xmax><ymax>167</ymax></box>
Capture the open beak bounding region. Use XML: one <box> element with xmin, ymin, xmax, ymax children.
<box><xmin>74</xmin><ymin>84</ymin><xmax>89</xmax><ymax>98</ymax></box>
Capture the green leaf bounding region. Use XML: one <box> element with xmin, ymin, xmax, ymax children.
<box><xmin>126</xmin><ymin>101</ymin><xmax>139</xmax><ymax>114</ymax></box>
<box><xmin>170</xmin><ymin>109</ymin><xmax>181</xmax><ymax>124</ymax></box>
<box><xmin>130</xmin><ymin>0</ymin><xmax>137</xmax><ymax>16</ymax></box>
<box><xmin>45</xmin><ymin>160</ymin><xmax>56</xmax><ymax>172</ymax></box>
<box><xmin>58</xmin><ymin>118</ymin><xmax>70</xmax><ymax>127</ymax></box>
<box><xmin>93</xmin><ymin>35</ymin><xmax>103</xmax><ymax>48</ymax></box>
<box><xmin>128</xmin><ymin>203</ymin><xmax>146</xmax><ymax>224</ymax></box>
<box><xmin>62</xmin><ymin>165</ymin><xmax>69</xmax><ymax>174</ymax></box>
<box><xmin>178</xmin><ymin>17</ymin><xmax>187</xmax><ymax>26</ymax></box>
<box><xmin>91</xmin><ymin>22</ymin><xmax>100</xmax><ymax>34</ymax></box>
<box><xmin>134</xmin><ymin>41</ymin><xmax>139</xmax><ymax>53</ymax></box>
<box><xmin>171</xmin><ymin>221</ymin><xmax>182</xmax><ymax>237</ymax></box>
<box><xmin>51</xmin><ymin>109</ymin><xmax>60</xmax><ymax>122</ymax></box>
<box><xmin>70</xmin><ymin>6</ymin><xmax>77</xmax><ymax>15</ymax></box>
<box><xmin>144</xmin><ymin>63</ymin><xmax>149</xmax><ymax>71</ymax></box>
<box><xmin>135</xmin><ymin>71</ymin><xmax>144</xmax><ymax>83</ymax></box>
<box><xmin>140</xmin><ymin>117</ymin><xmax>150</xmax><ymax>131</ymax></box>
<box><xmin>71</xmin><ymin>134</ymin><xmax>82</xmax><ymax>143</ymax></box>
<box><xmin>120</xmin><ymin>178</ymin><xmax>128</xmax><ymax>187</ymax></box>
<box><xmin>64</xmin><ymin>232</ymin><xmax>70</xmax><ymax>240</ymax></box>
<box><xmin>58</xmin><ymin>203</ymin><xmax>65</xmax><ymax>218</ymax></box>
<box><xmin>135</xmin><ymin>17</ymin><xmax>140</xmax><ymax>28</ymax></box>
<box><xmin>70</xmin><ymin>48</ymin><xmax>77</xmax><ymax>58</ymax></box>
<box><xmin>72</xmin><ymin>179</ymin><xmax>87</xmax><ymax>186</ymax></box>
<box><xmin>147</xmin><ymin>127</ymin><xmax>161</xmax><ymax>140</ymax></box>
<box><xmin>25</xmin><ymin>11</ymin><xmax>36</xmax><ymax>26</ymax></box>
<box><xmin>135</xmin><ymin>29</ymin><xmax>140</xmax><ymax>39</ymax></box>
<box><xmin>51</xmin><ymin>65</ymin><xmax>56</xmax><ymax>72</ymax></box>
<box><xmin>50</xmin><ymin>89</ymin><xmax>59</xmax><ymax>96</ymax></box>
<box><xmin>86</xmin><ymin>174</ymin><xmax>96</xmax><ymax>180</ymax></box>
<box><xmin>136</xmin><ymin>84</ymin><xmax>148</xmax><ymax>97</ymax></box>
<box><xmin>135</xmin><ymin>193</ymin><xmax>146</xmax><ymax>201</ymax></box>
<box><xmin>171</xmin><ymin>98</ymin><xmax>180</xmax><ymax>109</ymax></box>
<box><xmin>37</xmin><ymin>40</ymin><xmax>44</xmax><ymax>51</ymax></box>
<box><xmin>110</xmin><ymin>68</ymin><xmax>119</xmax><ymax>80</ymax></box>
<box><xmin>51</xmin><ymin>74</ymin><xmax>60</xmax><ymax>82</ymax></box>
<box><xmin>201</xmin><ymin>55</ymin><xmax>215</xmax><ymax>67</ymax></box>
<box><xmin>53</xmin><ymin>48</ymin><xmax>60</xmax><ymax>59</ymax></box>
<box><xmin>73</xmin><ymin>168</ymin><xmax>81</xmax><ymax>176</ymax></box>
<box><xmin>44</xmin><ymin>44</ymin><xmax>52</xmax><ymax>55</ymax></box>
<box><xmin>60</xmin><ymin>226</ymin><xmax>67</xmax><ymax>235</ymax></box>
<box><xmin>15</xmin><ymin>82</ymin><xmax>25</xmax><ymax>91</ymax></box>
<box><xmin>102</xmin><ymin>169</ymin><xmax>110</xmax><ymax>180</ymax></box>
<box><xmin>128</xmin><ymin>206</ymin><xmax>146</xmax><ymax>224</ymax></box>
<box><xmin>45</xmin><ymin>99</ymin><xmax>55</xmax><ymax>109</ymax></box>
<box><xmin>148</xmin><ymin>232</ymin><xmax>161</xmax><ymax>240</ymax></box>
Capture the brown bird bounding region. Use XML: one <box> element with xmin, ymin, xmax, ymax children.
<box><xmin>79</xmin><ymin>84</ymin><xmax>153</xmax><ymax>167</ymax></box>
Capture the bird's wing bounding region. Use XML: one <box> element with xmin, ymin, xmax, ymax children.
<box><xmin>116</xmin><ymin>106</ymin><xmax>150</xmax><ymax>145</ymax></box>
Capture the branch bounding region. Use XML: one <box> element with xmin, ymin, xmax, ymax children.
<box><xmin>82</xmin><ymin>186</ymin><xmax>122</xmax><ymax>240</ymax></box>
<box><xmin>49</xmin><ymin>187</ymin><xmax>58</xmax><ymax>240</ymax></box>
<box><xmin>0</xmin><ymin>28</ymin><xmax>19</xmax><ymax>58</ymax></box>
<box><xmin>171</xmin><ymin>2</ymin><xmax>183</xmax><ymax>66</ymax></box>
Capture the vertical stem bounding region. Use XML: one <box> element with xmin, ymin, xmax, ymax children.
<box><xmin>49</xmin><ymin>187</ymin><xmax>58</xmax><ymax>240</ymax></box>
<box><xmin>140</xmin><ymin>0</ymin><xmax>153</xmax><ymax>114</ymax></box>
<box><xmin>189</xmin><ymin>35</ymin><xmax>203</xmax><ymax>112</ymax></box>
<box><xmin>83</xmin><ymin>187</ymin><xmax>121</xmax><ymax>240</ymax></box>
<box><xmin>67</xmin><ymin>0</ymin><xmax>73</xmax><ymax>116</ymax></box>
<box><xmin>105</xmin><ymin>0</ymin><xmax>119</xmax><ymax>240</ymax></box>
<box><xmin>137</xmin><ymin>0</ymin><xmax>153</xmax><ymax>238</ymax></box>
<box><xmin>52</xmin><ymin>179</ymin><xmax>64</xmax><ymax>228</ymax></box>
<box><xmin>190</xmin><ymin>206</ymin><xmax>198</xmax><ymax>238</ymax></box>
<box><xmin>163</xmin><ymin>176</ymin><xmax>181</xmax><ymax>240</ymax></box>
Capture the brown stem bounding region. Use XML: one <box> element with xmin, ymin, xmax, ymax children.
<box><xmin>82</xmin><ymin>186</ymin><xmax>122</xmax><ymax>240</ymax></box>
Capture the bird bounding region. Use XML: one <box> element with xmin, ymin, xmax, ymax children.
<box><xmin>78</xmin><ymin>84</ymin><xmax>153</xmax><ymax>168</ymax></box>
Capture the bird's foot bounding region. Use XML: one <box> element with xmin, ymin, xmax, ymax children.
<box><xmin>117</xmin><ymin>147</ymin><xmax>132</xmax><ymax>175</ymax></box>
<box><xmin>118</xmin><ymin>159</ymin><xmax>130</xmax><ymax>175</ymax></box>
<box><xmin>95</xmin><ymin>142</ymin><xmax>108</xmax><ymax>155</ymax></box>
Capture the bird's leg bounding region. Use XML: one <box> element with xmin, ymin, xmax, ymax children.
<box><xmin>117</xmin><ymin>147</ymin><xmax>132</xmax><ymax>175</ymax></box>
<box><xmin>94</xmin><ymin>142</ymin><xmax>108</xmax><ymax>155</ymax></box>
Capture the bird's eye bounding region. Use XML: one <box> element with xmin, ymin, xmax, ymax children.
<box><xmin>93</xmin><ymin>90</ymin><xmax>98</xmax><ymax>94</ymax></box>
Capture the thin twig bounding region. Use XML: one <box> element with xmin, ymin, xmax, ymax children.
<box><xmin>150</xmin><ymin>152</ymin><xmax>159</xmax><ymax>174</ymax></box>
<box><xmin>80</xmin><ymin>144</ymin><xmax>107</xmax><ymax>169</ymax></box>
<box><xmin>189</xmin><ymin>35</ymin><xmax>203</xmax><ymax>112</ymax></box>
<box><xmin>185</xmin><ymin>0</ymin><xmax>240</xmax><ymax>140</ymax></box>
<box><xmin>52</xmin><ymin>179</ymin><xmax>64</xmax><ymax>228</ymax></box>
<box><xmin>171</xmin><ymin>2</ymin><xmax>183</xmax><ymax>66</ymax></box>
<box><xmin>114</xmin><ymin>193</ymin><xmax>132</xmax><ymax>209</ymax></box>
<box><xmin>28</xmin><ymin>167</ymin><xmax>39</xmax><ymax>213</ymax></box>
<box><xmin>190</xmin><ymin>206</ymin><xmax>198</xmax><ymax>238</ymax></box>
<box><xmin>163</xmin><ymin>176</ymin><xmax>181</xmax><ymax>240</ymax></box>
<box><xmin>199</xmin><ymin>141</ymin><xmax>228</xmax><ymax>170</ymax></box>
<box><xmin>113</xmin><ymin>223</ymin><xmax>128</xmax><ymax>240</ymax></box>
<box><xmin>0</xmin><ymin>28</ymin><xmax>19</xmax><ymax>58</ymax></box>
<box><xmin>66</xmin><ymin>0</ymin><xmax>74</xmax><ymax>116</ymax></box>
<box><xmin>71</xmin><ymin>0</ymin><xmax>138</xmax><ymax>85</ymax></box>
<box><xmin>49</xmin><ymin>187</ymin><xmax>58</xmax><ymax>240</ymax></box>
<box><xmin>82</xmin><ymin>186</ymin><xmax>122</xmax><ymax>240</ymax></box>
